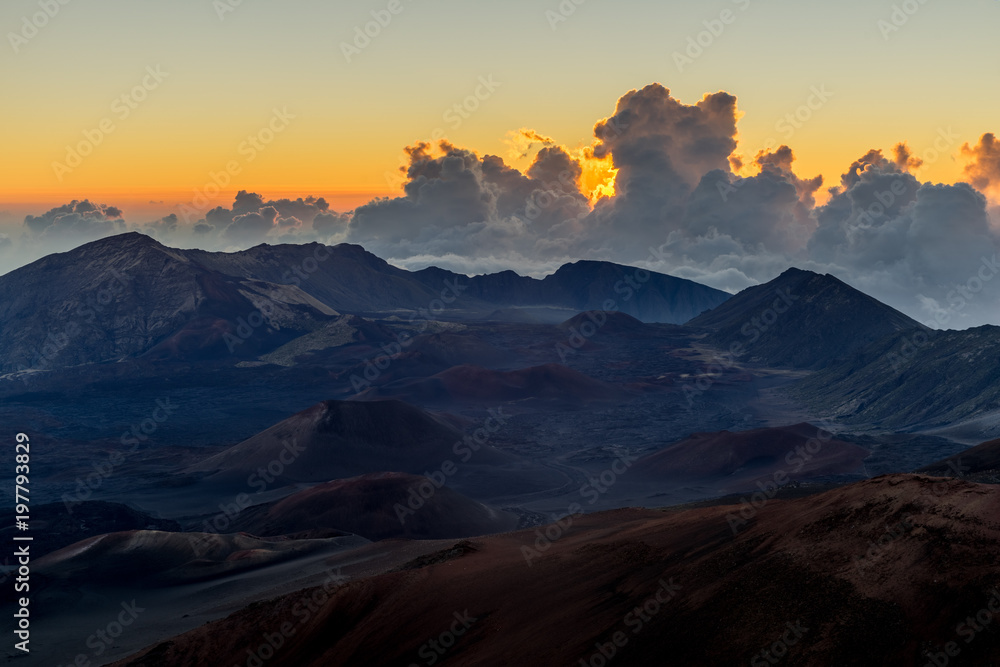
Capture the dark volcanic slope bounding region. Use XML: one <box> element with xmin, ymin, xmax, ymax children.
<box><xmin>186</xmin><ymin>399</ymin><xmax>509</xmax><ymax>483</ymax></box>
<box><xmin>0</xmin><ymin>501</ymin><xmax>179</xmax><ymax>559</ymax></box>
<box><xmin>919</xmin><ymin>438</ymin><xmax>1000</xmax><ymax>482</ymax></box>
<box><xmin>0</xmin><ymin>233</ymin><xmax>339</xmax><ymax>371</ymax></box>
<box><xmin>794</xmin><ymin>325</ymin><xmax>1000</xmax><ymax>428</ymax></box>
<box><xmin>116</xmin><ymin>475</ymin><xmax>1000</xmax><ymax>666</ymax></box>
<box><xmin>559</xmin><ymin>310</ymin><xmax>657</xmax><ymax>337</ymax></box>
<box><xmin>0</xmin><ymin>233</ymin><xmax>729</xmax><ymax>370</ymax></box>
<box><xmin>232</xmin><ymin>472</ymin><xmax>517</xmax><ymax>541</ymax></box>
<box><xmin>184</xmin><ymin>241</ymin><xmax>447</xmax><ymax>314</ymax></box>
<box><xmin>689</xmin><ymin>268</ymin><xmax>925</xmax><ymax>369</ymax></box>
<box><xmin>637</xmin><ymin>423</ymin><xmax>869</xmax><ymax>490</ymax></box>
<box><xmin>370</xmin><ymin>363</ymin><xmax>627</xmax><ymax>404</ymax></box>
<box><xmin>196</xmin><ymin>248</ymin><xmax>730</xmax><ymax>323</ymax></box>
<box><xmin>36</xmin><ymin>530</ymin><xmax>364</xmax><ymax>587</ymax></box>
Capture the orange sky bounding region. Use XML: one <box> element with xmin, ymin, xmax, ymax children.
<box><xmin>0</xmin><ymin>0</ymin><xmax>994</xmax><ymax>219</ymax></box>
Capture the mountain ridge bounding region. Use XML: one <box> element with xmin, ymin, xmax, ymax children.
<box><xmin>0</xmin><ymin>232</ymin><xmax>729</xmax><ymax>371</ymax></box>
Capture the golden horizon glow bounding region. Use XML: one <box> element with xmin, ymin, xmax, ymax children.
<box><xmin>1</xmin><ymin>0</ymin><xmax>997</xmax><ymax>215</ymax></box>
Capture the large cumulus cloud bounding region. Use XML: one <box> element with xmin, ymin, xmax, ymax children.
<box><xmin>197</xmin><ymin>192</ymin><xmax>345</xmax><ymax>247</ymax></box>
<box><xmin>347</xmin><ymin>140</ymin><xmax>590</xmax><ymax>262</ymax></box>
<box><xmin>582</xmin><ymin>85</ymin><xmax>740</xmax><ymax>257</ymax></box>
<box><xmin>4</xmin><ymin>83</ymin><xmax>1000</xmax><ymax>327</ymax></box>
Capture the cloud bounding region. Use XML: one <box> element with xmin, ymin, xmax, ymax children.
<box><xmin>347</xmin><ymin>140</ymin><xmax>589</xmax><ymax>262</ymax></box>
<box><xmin>504</xmin><ymin>128</ymin><xmax>555</xmax><ymax>160</ymax></box>
<box><xmin>23</xmin><ymin>200</ymin><xmax>125</xmax><ymax>243</ymax></box>
<box><xmin>802</xmin><ymin>150</ymin><xmax>999</xmax><ymax>326</ymax></box>
<box><xmin>580</xmin><ymin>84</ymin><xmax>740</xmax><ymax>257</ymax></box>
<box><xmin>140</xmin><ymin>213</ymin><xmax>179</xmax><ymax>240</ymax></box>
<box><xmin>313</xmin><ymin>211</ymin><xmax>351</xmax><ymax>237</ymax></box>
<box><xmin>4</xmin><ymin>83</ymin><xmax>1000</xmax><ymax>328</ymax></box>
<box><xmin>223</xmin><ymin>205</ymin><xmax>280</xmax><ymax>244</ymax></box>
<box><xmin>678</xmin><ymin>146</ymin><xmax>821</xmax><ymax>256</ymax></box>
<box><xmin>962</xmin><ymin>133</ymin><xmax>1000</xmax><ymax>194</ymax></box>
<box><xmin>180</xmin><ymin>192</ymin><xmax>347</xmax><ymax>247</ymax></box>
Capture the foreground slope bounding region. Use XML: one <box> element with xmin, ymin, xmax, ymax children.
<box><xmin>116</xmin><ymin>475</ymin><xmax>1000</xmax><ymax>666</ymax></box>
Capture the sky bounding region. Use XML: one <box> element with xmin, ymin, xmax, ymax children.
<box><xmin>2</xmin><ymin>0</ymin><xmax>1000</xmax><ymax>328</ymax></box>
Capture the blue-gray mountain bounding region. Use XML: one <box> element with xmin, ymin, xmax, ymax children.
<box><xmin>0</xmin><ymin>232</ymin><xmax>729</xmax><ymax>372</ymax></box>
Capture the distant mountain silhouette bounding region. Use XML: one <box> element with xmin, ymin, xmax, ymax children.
<box><xmin>689</xmin><ymin>268</ymin><xmax>926</xmax><ymax>369</ymax></box>
<box><xmin>416</xmin><ymin>260</ymin><xmax>731</xmax><ymax>324</ymax></box>
<box><xmin>0</xmin><ymin>233</ymin><xmax>339</xmax><ymax>371</ymax></box>
<box><xmin>0</xmin><ymin>233</ymin><xmax>730</xmax><ymax>371</ymax></box>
